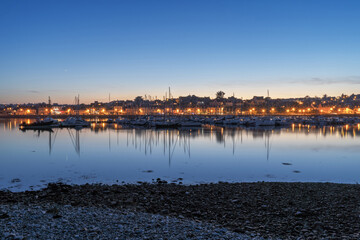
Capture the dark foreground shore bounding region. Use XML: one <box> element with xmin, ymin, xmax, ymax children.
<box><xmin>1</xmin><ymin>182</ymin><xmax>360</xmax><ymax>239</ymax></box>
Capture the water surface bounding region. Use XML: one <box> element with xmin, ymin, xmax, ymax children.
<box><xmin>1</xmin><ymin>119</ymin><xmax>360</xmax><ymax>191</ymax></box>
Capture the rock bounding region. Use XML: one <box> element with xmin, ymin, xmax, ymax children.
<box><xmin>11</xmin><ymin>178</ymin><xmax>21</xmax><ymax>183</ymax></box>
<box><xmin>0</xmin><ymin>213</ymin><xmax>9</xmax><ymax>219</ymax></box>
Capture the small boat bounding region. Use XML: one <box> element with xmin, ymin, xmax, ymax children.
<box><xmin>131</xmin><ymin>119</ymin><xmax>148</xmax><ymax>126</ymax></box>
<box><xmin>106</xmin><ymin>118</ymin><xmax>115</xmax><ymax>124</ymax></box>
<box><xmin>223</xmin><ymin>118</ymin><xmax>239</xmax><ymax>125</ymax></box>
<box><xmin>60</xmin><ymin>117</ymin><xmax>90</xmax><ymax>128</ymax></box>
<box><xmin>179</xmin><ymin>120</ymin><xmax>202</xmax><ymax>128</ymax></box>
<box><xmin>256</xmin><ymin>117</ymin><xmax>276</xmax><ymax>126</ymax></box>
<box><xmin>20</xmin><ymin>117</ymin><xmax>59</xmax><ymax>129</ymax></box>
<box><xmin>116</xmin><ymin>118</ymin><xmax>131</xmax><ymax>125</ymax></box>
<box><xmin>154</xmin><ymin>121</ymin><xmax>179</xmax><ymax>128</ymax></box>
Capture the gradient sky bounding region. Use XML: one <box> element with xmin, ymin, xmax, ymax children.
<box><xmin>1</xmin><ymin>0</ymin><xmax>360</xmax><ymax>104</ymax></box>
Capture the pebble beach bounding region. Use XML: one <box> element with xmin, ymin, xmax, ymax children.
<box><xmin>1</xmin><ymin>181</ymin><xmax>360</xmax><ymax>239</ymax></box>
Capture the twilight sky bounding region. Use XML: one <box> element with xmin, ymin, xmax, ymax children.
<box><xmin>0</xmin><ymin>0</ymin><xmax>360</xmax><ymax>104</ymax></box>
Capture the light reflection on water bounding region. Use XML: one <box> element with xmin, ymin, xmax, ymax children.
<box><xmin>0</xmin><ymin>119</ymin><xmax>359</xmax><ymax>191</ymax></box>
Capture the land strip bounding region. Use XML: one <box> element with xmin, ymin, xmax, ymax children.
<box><xmin>1</xmin><ymin>182</ymin><xmax>360</xmax><ymax>239</ymax></box>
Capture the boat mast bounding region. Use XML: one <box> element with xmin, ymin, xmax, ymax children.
<box><xmin>48</xmin><ymin>96</ymin><xmax>52</xmax><ymax>116</ymax></box>
<box><xmin>76</xmin><ymin>94</ymin><xmax>80</xmax><ymax>118</ymax></box>
<box><xmin>267</xmin><ymin>90</ymin><xmax>270</xmax><ymax>115</ymax></box>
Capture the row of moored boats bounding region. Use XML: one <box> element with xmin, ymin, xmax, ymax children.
<box><xmin>19</xmin><ymin>117</ymin><xmax>90</xmax><ymax>129</ymax></box>
<box><xmin>19</xmin><ymin>115</ymin><xmax>360</xmax><ymax>130</ymax></box>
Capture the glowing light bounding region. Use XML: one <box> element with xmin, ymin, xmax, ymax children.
<box><xmin>286</xmin><ymin>109</ymin><xmax>290</xmax><ymax>113</ymax></box>
<box><xmin>262</xmin><ymin>109</ymin><xmax>265</xmax><ymax>113</ymax></box>
<box><xmin>307</xmin><ymin>108</ymin><xmax>311</xmax><ymax>111</ymax></box>
<box><xmin>271</xmin><ymin>108</ymin><xmax>275</xmax><ymax>111</ymax></box>
<box><xmin>292</xmin><ymin>108</ymin><xmax>295</xmax><ymax>111</ymax></box>
<box><xmin>26</xmin><ymin>109</ymin><xmax>30</xmax><ymax>113</ymax></box>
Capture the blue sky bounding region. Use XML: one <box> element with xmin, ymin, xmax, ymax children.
<box><xmin>0</xmin><ymin>0</ymin><xmax>360</xmax><ymax>104</ymax></box>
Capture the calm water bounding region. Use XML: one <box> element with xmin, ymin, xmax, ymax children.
<box><xmin>1</xmin><ymin>119</ymin><xmax>360</xmax><ymax>191</ymax></box>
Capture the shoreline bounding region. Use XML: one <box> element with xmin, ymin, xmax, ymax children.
<box><xmin>1</xmin><ymin>181</ymin><xmax>360</xmax><ymax>239</ymax></box>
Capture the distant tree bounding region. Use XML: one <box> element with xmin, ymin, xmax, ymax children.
<box><xmin>134</xmin><ymin>96</ymin><xmax>143</xmax><ymax>106</ymax></box>
<box><xmin>216</xmin><ymin>91</ymin><xmax>225</xmax><ymax>99</ymax></box>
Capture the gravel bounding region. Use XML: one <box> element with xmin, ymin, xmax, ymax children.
<box><xmin>2</xmin><ymin>181</ymin><xmax>360</xmax><ymax>239</ymax></box>
<box><xmin>0</xmin><ymin>203</ymin><xmax>261</xmax><ymax>240</ymax></box>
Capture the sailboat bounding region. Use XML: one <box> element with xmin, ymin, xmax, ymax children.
<box><xmin>256</xmin><ymin>90</ymin><xmax>275</xmax><ymax>127</ymax></box>
<box><xmin>60</xmin><ymin>95</ymin><xmax>90</xmax><ymax>128</ymax></box>
<box><xmin>153</xmin><ymin>87</ymin><xmax>179</xmax><ymax>129</ymax></box>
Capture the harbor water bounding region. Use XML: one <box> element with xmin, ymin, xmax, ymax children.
<box><xmin>1</xmin><ymin>118</ymin><xmax>360</xmax><ymax>191</ymax></box>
